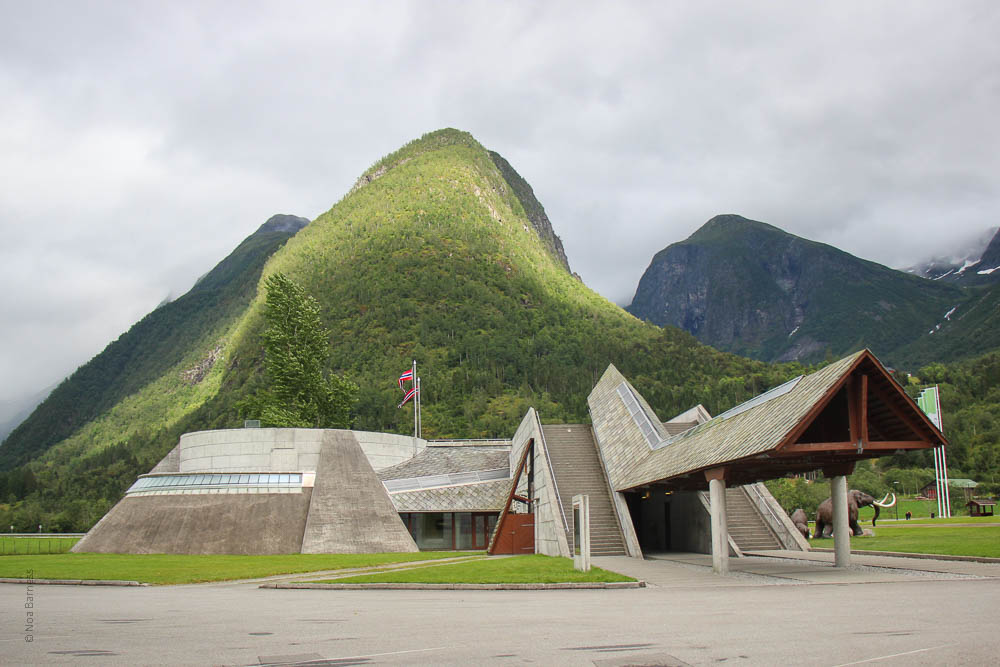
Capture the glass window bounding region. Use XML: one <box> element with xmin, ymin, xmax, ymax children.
<box><xmin>248</xmin><ymin>474</ymin><xmax>259</xmax><ymax>485</ymax></box>
<box><xmin>455</xmin><ymin>513</ymin><xmax>472</xmax><ymax>550</ymax></box>
<box><xmin>239</xmin><ymin>474</ymin><xmax>250</xmax><ymax>484</ymax></box>
<box><xmin>279</xmin><ymin>474</ymin><xmax>290</xmax><ymax>485</ymax></box>
<box><xmin>412</xmin><ymin>513</ymin><xmax>453</xmax><ymax>550</ymax></box>
<box><xmin>210</xmin><ymin>475</ymin><xmax>222</xmax><ymax>485</ymax></box>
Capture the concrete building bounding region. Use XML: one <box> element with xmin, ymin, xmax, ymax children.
<box><xmin>75</xmin><ymin>350</ymin><xmax>946</xmax><ymax>570</ymax></box>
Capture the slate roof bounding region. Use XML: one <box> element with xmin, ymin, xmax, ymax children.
<box><xmin>617</xmin><ymin>351</ymin><xmax>864</xmax><ymax>490</ymax></box>
<box><xmin>388</xmin><ymin>479</ymin><xmax>510</xmax><ymax>512</ymax></box>
<box><xmin>377</xmin><ymin>446</ymin><xmax>509</xmax><ymax>481</ymax></box>
<box><xmin>662</xmin><ymin>421</ymin><xmax>698</xmax><ymax>437</ymax></box>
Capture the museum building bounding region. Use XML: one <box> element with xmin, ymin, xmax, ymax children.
<box><xmin>74</xmin><ymin>350</ymin><xmax>946</xmax><ymax>571</ymax></box>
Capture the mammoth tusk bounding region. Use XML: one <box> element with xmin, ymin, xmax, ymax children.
<box><xmin>873</xmin><ymin>492</ymin><xmax>896</xmax><ymax>508</ymax></box>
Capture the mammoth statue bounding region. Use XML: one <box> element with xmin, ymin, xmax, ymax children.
<box><xmin>790</xmin><ymin>509</ymin><xmax>810</xmax><ymax>540</ymax></box>
<box><xmin>814</xmin><ymin>490</ymin><xmax>895</xmax><ymax>538</ymax></box>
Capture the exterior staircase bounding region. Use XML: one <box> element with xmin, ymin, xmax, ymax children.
<box><xmin>542</xmin><ymin>424</ymin><xmax>627</xmax><ymax>556</ymax></box>
<box><xmin>725</xmin><ymin>486</ymin><xmax>782</xmax><ymax>551</ymax></box>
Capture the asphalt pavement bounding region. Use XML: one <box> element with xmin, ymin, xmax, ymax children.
<box><xmin>3</xmin><ymin>551</ymin><xmax>999</xmax><ymax>666</ymax></box>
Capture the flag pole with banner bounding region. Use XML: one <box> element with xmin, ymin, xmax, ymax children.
<box><xmin>917</xmin><ymin>385</ymin><xmax>950</xmax><ymax>518</ymax></box>
<box><xmin>397</xmin><ymin>361</ymin><xmax>418</xmax><ymax>439</ymax></box>
<box><xmin>416</xmin><ymin>376</ymin><xmax>422</xmax><ymax>439</ymax></box>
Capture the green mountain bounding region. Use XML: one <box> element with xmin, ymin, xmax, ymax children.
<box><xmin>891</xmin><ymin>281</ymin><xmax>1000</xmax><ymax>368</ymax></box>
<box><xmin>626</xmin><ymin>215</ymin><xmax>978</xmax><ymax>368</ymax></box>
<box><xmin>0</xmin><ymin>131</ymin><xmax>801</xmax><ymax>531</ymax></box>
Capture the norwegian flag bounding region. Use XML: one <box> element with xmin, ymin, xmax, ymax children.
<box><xmin>398</xmin><ymin>385</ymin><xmax>418</xmax><ymax>408</ymax></box>
<box><xmin>398</xmin><ymin>369</ymin><xmax>414</xmax><ymax>390</ymax></box>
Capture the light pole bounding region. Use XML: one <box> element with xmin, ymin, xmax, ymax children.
<box><xmin>893</xmin><ymin>482</ymin><xmax>900</xmax><ymax>521</ymax></box>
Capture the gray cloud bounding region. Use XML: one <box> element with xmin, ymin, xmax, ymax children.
<box><xmin>1</xmin><ymin>1</ymin><xmax>999</xmax><ymax>402</ymax></box>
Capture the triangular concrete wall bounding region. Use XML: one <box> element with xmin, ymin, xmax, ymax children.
<box><xmin>300</xmin><ymin>430</ymin><xmax>418</xmax><ymax>553</ymax></box>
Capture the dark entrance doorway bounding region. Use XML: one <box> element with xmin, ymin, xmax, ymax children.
<box><xmin>625</xmin><ymin>490</ymin><xmax>672</xmax><ymax>553</ymax></box>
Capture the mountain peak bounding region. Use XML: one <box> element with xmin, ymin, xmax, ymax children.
<box><xmin>688</xmin><ymin>214</ymin><xmax>784</xmax><ymax>242</ymax></box>
<box><xmin>257</xmin><ymin>214</ymin><xmax>309</xmax><ymax>235</ymax></box>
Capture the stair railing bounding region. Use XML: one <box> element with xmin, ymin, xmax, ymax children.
<box><xmin>744</xmin><ymin>483</ymin><xmax>798</xmax><ymax>549</ymax></box>
<box><xmin>535</xmin><ymin>411</ymin><xmax>571</xmax><ymax>541</ymax></box>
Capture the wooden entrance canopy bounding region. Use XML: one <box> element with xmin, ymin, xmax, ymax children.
<box><xmin>613</xmin><ymin>350</ymin><xmax>947</xmax><ymax>492</ymax></box>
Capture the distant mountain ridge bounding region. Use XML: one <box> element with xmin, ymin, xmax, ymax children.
<box><xmin>626</xmin><ymin>214</ymin><xmax>979</xmax><ymax>367</ymax></box>
<box><xmin>904</xmin><ymin>226</ymin><xmax>1000</xmax><ymax>285</ymax></box>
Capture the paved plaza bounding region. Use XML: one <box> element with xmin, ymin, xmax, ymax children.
<box><xmin>3</xmin><ymin>552</ymin><xmax>999</xmax><ymax>666</ymax></box>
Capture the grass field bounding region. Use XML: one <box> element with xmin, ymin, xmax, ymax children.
<box><xmin>856</xmin><ymin>498</ymin><xmax>992</xmax><ymax>521</ymax></box>
<box><xmin>0</xmin><ymin>551</ymin><xmax>481</xmax><ymax>584</ymax></box>
<box><xmin>880</xmin><ymin>516</ymin><xmax>999</xmax><ymax>525</ymax></box>
<box><xmin>319</xmin><ymin>555</ymin><xmax>635</xmax><ymax>584</ymax></box>
<box><xmin>0</xmin><ymin>537</ymin><xmax>81</xmax><ymax>555</ymax></box>
<box><xmin>812</xmin><ymin>523</ymin><xmax>1000</xmax><ymax>558</ymax></box>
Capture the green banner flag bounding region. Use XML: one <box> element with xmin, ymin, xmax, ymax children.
<box><xmin>917</xmin><ymin>386</ymin><xmax>942</xmax><ymax>431</ymax></box>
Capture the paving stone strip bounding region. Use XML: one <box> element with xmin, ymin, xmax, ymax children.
<box><xmin>262</xmin><ymin>581</ymin><xmax>645</xmax><ymax>590</ymax></box>
<box><xmin>807</xmin><ymin>548</ymin><xmax>1000</xmax><ymax>564</ymax></box>
<box><xmin>0</xmin><ymin>555</ymin><xmax>487</xmax><ymax>588</ymax></box>
<box><xmin>0</xmin><ymin>578</ymin><xmax>146</xmax><ymax>586</ymax></box>
<box><xmin>192</xmin><ymin>554</ymin><xmax>491</xmax><ymax>587</ymax></box>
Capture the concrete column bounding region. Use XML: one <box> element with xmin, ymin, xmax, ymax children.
<box><xmin>831</xmin><ymin>474</ymin><xmax>851</xmax><ymax>567</ymax></box>
<box><xmin>572</xmin><ymin>494</ymin><xmax>591</xmax><ymax>572</ymax></box>
<box><xmin>708</xmin><ymin>477</ymin><xmax>729</xmax><ymax>575</ymax></box>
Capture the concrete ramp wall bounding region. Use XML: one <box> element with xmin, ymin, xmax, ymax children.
<box><xmin>71</xmin><ymin>492</ymin><xmax>312</xmax><ymax>555</ymax></box>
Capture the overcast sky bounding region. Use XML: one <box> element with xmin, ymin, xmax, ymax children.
<box><xmin>2</xmin><ymin>1</ymin><xmax>999</xmax><ymax>405</ymax></box>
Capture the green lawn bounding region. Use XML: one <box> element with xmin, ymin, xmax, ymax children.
<box><xmin>881</xmin><ymin>516</ymin><xmax>999</xmax><ymax>525</ymax></box>
<box><xmin>812</xmin><ymin>524</ymin><xmax>1000</xmax><ymax>558</ymax></box>
<box><xmin>318</xmin><ymin>555</ymin><xmax>635</xmax><ymax>584</ymax></box>
<box><xmin>0</xmin><ymin>551</ymin><xmax>481</xmax><ymax>584</ymax></box>
<box><xmin>0</xmin><ymin>537</ymin><xmax>80</xmax><ymax>555</ymax></box>
<box><xmin>857</xmin><ymin>498</ymin><xmax>993</xmax><ymax>521</ymax></box>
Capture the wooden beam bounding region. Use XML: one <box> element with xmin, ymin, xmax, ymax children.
<box><xmin>776</xmin><ymin>441</ymin><xmax>855</xmax><ymax>455</ymax></box>
<box><xmin>776</xmin><ymin>352</ymin><xmax>871</xmax><ymax>451</ymax></box>
<box><xmin>847</xmin><ymin>375</ymin><xmax>859</xmax><ymax>443</ymax></box>
<box><xmin>860</xmin><ymin>374</ymin><xmax>869</xmax><ymax>445</ymax></box>
<box><xmin>864</xmin><ymin>440</ymin><xmax>935</xmax><ymax>450</ymax></box>
<box><xmin>868</xmin><ymin>381</ymin><xmax>932</xmax><ymax>441</ymax></box>
<box><xmin>488</xmin><ymin>438</ymin><xmax>533</xmax><ymax>555</ymax></box>
<box><xmin>822</xmin><ymin>462</ymin><xmax>856</xmax><ymax>477</ymax></box>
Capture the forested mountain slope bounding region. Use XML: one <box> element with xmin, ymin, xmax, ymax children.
<box><xmin>0</xmin><ymin>131</ymin><xmax>802</xmax><ymax>531</ymax></box>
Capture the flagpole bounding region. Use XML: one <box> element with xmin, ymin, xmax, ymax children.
<box><xmin>417</xmin><ymin>376</ymin><xmax>422</xmax><ymax>439</ymax></box>
<box><xmin>412</xmin><ymin>360</ymin><xmax>417</xmax><ymax>438</ymax></box>
<box><xmin>936</xmin><ymin>385</ymin><xmax>951</xmax><ymax>517</ymax></box>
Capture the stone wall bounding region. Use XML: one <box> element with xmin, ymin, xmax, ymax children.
<box><xmin>177</xmin><ymin>428</ymin><xmax>426</xmax><ymax>473</ymax></box>
<box><xmin>670</xmin><ymin>491</ymin><xmax>713</xmax><ymax>554</ymax></box>
<box><xmin>72</xmin><ymin>491</ymin><xmax>312</xmax><ymax>554</ymax></box>
<box><xmin>300</xmin><ymin>431</ymin><xmax>418</xmax><ymax>554</ymax></box>
<box><xmin>509</xmin><ymin>409</ymin><xmax>570</xmax><ymax>557</ymax></box>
